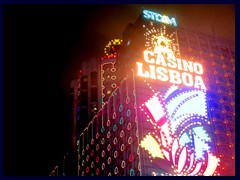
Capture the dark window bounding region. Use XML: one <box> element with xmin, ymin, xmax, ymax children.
<box><xmin>91</xmin><ymin>71</ymin><xmax>98</xmax><ymax>86</ymax></box>
<box><xmin>81</xmin><ymin>76</ymin><xmax>88</xmax><ymax>90</ymax></box>
<box><xmin>81</xmin><ymin>91</ymin><xmax>88</xmax><ymax>106</ymax></box>
<box><xmin>91</xmin><ymin>87</ymin><xmax>98</xmax><ymax>102</ymax></box>
<box><xmin>90</xmin><ymin>103</ymin><xmax>98</xmax><ymax>119</ymax></box>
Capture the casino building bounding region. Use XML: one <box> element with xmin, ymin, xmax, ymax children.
<box><xmin>76</xmin><ymin>9</ymin><xmax>235</xmax><ymax>176</ymax></box>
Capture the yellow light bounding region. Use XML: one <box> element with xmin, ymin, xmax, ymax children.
<box><xmin>140</xmin><ymin>134</ymin><xmax>164</xmax><ymax>159</ymax></box>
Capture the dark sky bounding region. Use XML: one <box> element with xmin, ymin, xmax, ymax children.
<box><xmin>3</xmin><ymin>4</ymin><xmax>235</xmax><ymax>176</ymax></box>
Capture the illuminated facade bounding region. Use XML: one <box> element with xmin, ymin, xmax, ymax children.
<box><xmin>70</xmin><ymin>78</ymin><xmax>80</xmax><ymax>151</ymax></box>
<box><xmin>77</xmin><ymin>9</ymin><xmax>235</xmax><ymax>176</ymax></box>
<box><xmin>70</xmin><ymin>58</ymin><xmax>101</xmax><ymax>151</ymax></box>
<box><xmin>100</xmin><ymin>55</ymin><xmax>118</xmax><ymax>107</ymax></box>
<box><xmin>100</xmin><ymin>39</ymin><xmax>123</xmax><ymax>107</ymax></box>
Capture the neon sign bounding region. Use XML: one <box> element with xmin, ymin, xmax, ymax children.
<box><xmin>143</xmin><ymin>10</ymin><xmax>177</xmax><ymax>27</ymax></box>
<box><xmin>136</xmin><ymin>18</ymin><xmax>220</xmax><ymax>175</ymax></box>
<box><xmin>136</xmin><ymin>34</ymin><xmax>206</xmax><ymax>90</ymax></box>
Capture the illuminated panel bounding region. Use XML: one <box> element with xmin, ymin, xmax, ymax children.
<box><xmin>165</xmin><ymin>89</ymin><xmax>207</xmax><ymax>133</ymax></box>
<box><xmin>145</xmin><ymin>94</ymin><xmax>166</xmax><ymax>123</ymax></box>
<box><xmin>138</xmin><ymin>82</ymin><xmax>220</xmax><ymax>176</ymax></box>
<box><xmin>179</xmin><ymin>133</ymin><xmax>191</xmax><ymax>147</ymax></box>
<box><xmin>193</xmin><ymin>134</ymin><xmax>210</xmax><ymax>159</ymax></box>
<box><xmin>192</xmin><ymin>127</ymin><xmax>210</xmax><ymax>141</ymax></box>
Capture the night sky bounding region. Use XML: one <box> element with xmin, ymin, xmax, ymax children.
<box><xmin>3</xmin><ymin>4</ymin><xmax>234</xmax><ymax>176</ymax></box>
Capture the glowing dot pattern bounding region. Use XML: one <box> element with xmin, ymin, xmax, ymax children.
<box><xmin>77</xmin><ymin>72</ymin><xmax>140</xmax><ymax>176</ymax></box>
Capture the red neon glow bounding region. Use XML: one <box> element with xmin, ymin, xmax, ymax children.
<box><xmin>129</xmin><ymin>153</ymin><xmax>133</xmax><ymax>162</ymax></box>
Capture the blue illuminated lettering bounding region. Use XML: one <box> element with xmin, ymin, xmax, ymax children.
<box><xmin>143</xmin><ymin>9</ymin><xmax>151</xmax><ymax>19</ymax></box>
<box><xmin>143</xmin><ymin>9</ymin><xmax>177</xmax><ymax>27</ymax></box>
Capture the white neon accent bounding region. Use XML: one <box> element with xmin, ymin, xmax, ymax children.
<box><xmin>188</xmin><ymin>162</ymin><xmax>202</xmax><ymax>176</ymax></box>
<box><xmin>166</xmin><ymin>90</ymin><xmax>207</xmax><ymax>132</ymax></box>
<box><xmin>178</xmin><ymin>147</ymin><xmax>187</xmax><ymax>173</ymax></box>
<box><xmin>172</xmin><ymin>138</ymin><xmax>179</xmax><ymax>166</ymax></box>
<box><xmin>203</xmin><ymin>154</ymin><xmax>219</xmax><ymax>176</ymax></box>
<box><xmin>164</xmin><ymin>85</ymin><xmax>178</xmax><ymax>100</ymax></box>
<box><xmin>162</xmin><ymin>148</ymin><xmax>170</xmax><ymax>161</ymax></box>
<box><xmin>145</xmin><ymin>95</ymin><xmax>165</xmax><ymax>122</ymax></box>
<box><xmin>186</xmin><ymin>153</ymin><xmax>195</xmax><ymax>173</ymax></box>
